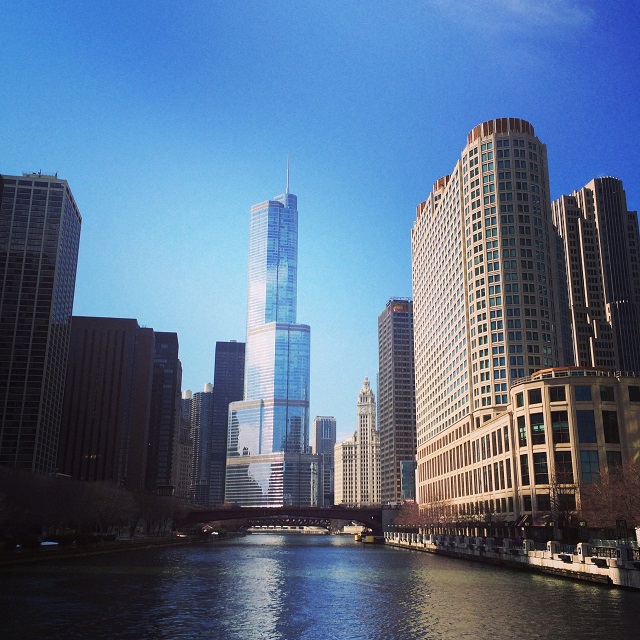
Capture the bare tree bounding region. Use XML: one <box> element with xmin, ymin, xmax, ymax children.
<box><xmin>392</xmin><ymin>501</ymin><xmax>421</xmax><ymax>527</ymax></box>
<box><xmin>580</xmin><ymin>459</ymin><xmax>640</xmax><ymax>532</ymax></box>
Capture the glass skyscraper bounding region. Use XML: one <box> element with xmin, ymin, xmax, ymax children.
<box><xmin>225</xmin><ymin>184</ymin><xmax>317</xmax><ymax>506</ymax></box>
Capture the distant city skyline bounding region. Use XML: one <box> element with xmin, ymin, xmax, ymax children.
<box><xmin>2</xmin><ymin>1</ymin><xmax>639</xmax><ymax>441</ymax></box>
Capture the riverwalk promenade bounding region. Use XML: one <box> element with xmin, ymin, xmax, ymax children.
<box><xmin>385</xmin><ymin>531</ymin><xmax>640</xmax><ymax>589</ymax></box>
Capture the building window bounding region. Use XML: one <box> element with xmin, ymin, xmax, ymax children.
<box><xmin>600</xmin><ymin>386</ymin><xmax>614</xmax><ymax>402</ymax></box>
<box><xmin>517</xmin><ymin>416</ymin><xmax>527</xmax><ymax>446</ymax></box>
<box><xmin>528</xmin><ymin>388</ymin><xmax>542</xmax><ymax>404</ymax></box>
<box><xmin>523</xmin><ymin>495</ymin><xmax>532</xmax><ymax>511</ymax></box>
<box><xmin>575</xmin><ymin>385</ymin><xmax>591</xmax><ymax>401</ymax></box>
<box><xmin>629</xmin><ymin>386</ymin><xmax>640</xmax><ymax>402</ymax></box>
<box><xmin>516</xmin><ymin>392</ymin><xmax>524</xmax><ymax>407</ymax></box>
<box><xmin>530</xmin><ymin>412</ymin><xmax>545</xmax><ymax>445</ymax></box>
<box><xmin>559</xmin><ymin>493</ymin><xmax>576</xmax><ymax>511</ymax></box>
<box><xmin>537</xmin><ymin>493</ymin><xmax>551</xmax><ymax>511</ymax></box>
<box><xmin>580</xmin><ymin>450</ymin><xmax>600</xmax><ymax>482</ymax></box>
<box><xmin>554</xmin><ymin>451</ymin><xmax>574</xmax><ymax>484</ymax></box>
<box><xmin>533</xmin><ymin>452</ymin><xmax>548</xmax><ymax>484</ymax></box>
<box><xmin>520</xmin><ymin>454</ymin><xmax>530</xmax><ymax>485</ymax></box>
<box><xmin>551</xmin><ymin>410</ymin><xmax>570</xmax><ymax>444</ymax></box>
<box><xmin>602</xmin><ymin>411</ymin><xmax>620</xmax><ymax>444</ymax></box>
<box><xmin>577</xmin><ymin>410</ymin><xmax>597</xmax><ymax>443</ymax></box>
<box><xmin>606</xmin><ymin>450</ymin><xmax>622</xmax><ymax>472</ymax></box>
<box><xmin>549</xmin><ymin>386</ymin><xmax>565</xmax><ymax>402</ymax></box>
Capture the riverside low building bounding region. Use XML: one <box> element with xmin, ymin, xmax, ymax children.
<box><xmin>418</xmin><ymin>367</ymin><xmax>640</xmax><ymax>537</ymax></box>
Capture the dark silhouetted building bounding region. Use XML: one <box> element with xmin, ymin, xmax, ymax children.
<box><xmin>378</xmin><ymin>298</ymin><xmax>416</xmax><ymax>503</ymax></box>
<box><xmin>174</xmin><ymin>390</ymin><xmax>193</xmax><ymax>500</ymax></box>
<box><xmin>58</xmin><ymin>317</ymin><xmax>154</xmax><ymax>491</ymax></box>
<box><xmin>312</xmin><ymin>415</ymin><xmax>336</xmax><ymax>506</ymax></box>
<box><xmin>190</xmin><ymin>384</ymin><xmax>214</xmax><ymax>505</ymax></box>
<box><xmin>552</xmin><ymin>177</ymin><xmax>640</xmax><ymax>372</ymax></box>
<box><xmin>146</xmin><ymin>332</ymin><xmax>182</xmax><ymax>495</ymax></box>
<box><xmin>0</xmin><ymin>173</ymin><xmax>81</xmax><ymax>474</ymax></box>
<box><xmin>211</xmin><ymin>340</ymin><xmax>245</xmax><ymax>505</ymax></box>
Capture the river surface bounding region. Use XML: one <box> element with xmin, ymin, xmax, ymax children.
<box><xmin>1</xmin><ymin>533</ymin><xmax>639</xmax><ymax>639</ymax></box>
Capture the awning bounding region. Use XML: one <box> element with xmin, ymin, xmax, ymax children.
<box><xmin>533</xmin><ymin>513</ymin><xmax>555</xmax><ymax>527</ymax></box>
<box><xmin>513</xmin><ymin>514</ymin><xmax>531</xmax><ymax>527</ymax></box>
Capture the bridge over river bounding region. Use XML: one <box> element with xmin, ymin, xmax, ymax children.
<box><xmin>181</xmin><ymin>506</ymin><xmax>386</xmax><ymax>535</ymax></box>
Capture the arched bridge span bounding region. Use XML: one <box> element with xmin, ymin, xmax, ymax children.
<box><xmin>181</xmin><ymin>506</ymin><xmax>383</xmax><ymax>535</ymax></box>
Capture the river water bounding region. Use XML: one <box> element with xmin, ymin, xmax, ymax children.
<box><xmin>1</xmin><ymin>534</ymin><xmax>639</xmax><ymax>639</ymax></box>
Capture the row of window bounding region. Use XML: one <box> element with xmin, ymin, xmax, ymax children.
<box><xmin>515</xmin><ymin>384</ymin><xmax>640</xmax><ymax>406</ymax></box>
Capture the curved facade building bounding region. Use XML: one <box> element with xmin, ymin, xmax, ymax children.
<box><xmin>412</xmin><ymin>118</ymin><xmax>566</xmax><ymax>516</ymax></box>
<box><xmin>225</xmin><ymin>188</ymin><xmax>316</xmax><ymax>506</ymax></box>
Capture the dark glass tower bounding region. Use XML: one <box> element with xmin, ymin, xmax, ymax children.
<box><xmin>225</xmin><ymin>180</ymin><xmax>317</xmax><ymax>506</ymax></box>
<box><xmin>0</xmin><ymin>173</ymin><xmax>81</xmax><ymax>474</ymax></box>
<box><xmin>146</xmin><ymin>332</ymin><xmax>182</xmax><ymax>495</ymax></box>
<box><xmin>377</xmin><ymin>299</ymin><xmax>416</xmax><ymax>504</ymax></box>
<box><xmin>312</xmin><ymin>416</ymin><xmax>336</xmax><ymax>506</ymax></box>
<box><xmin>190</xmin><ymin>384</ymin><xmax>214</xmax><ymax>505</ymax></box>
<box><xmin>210</xmin><ymin>340</ymin><xmax>245</xmax><ymax>505</ymax></box>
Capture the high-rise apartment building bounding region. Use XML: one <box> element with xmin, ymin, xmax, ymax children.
<box><xmin>412</xmin><ymin>118</ymin><xmax>565</xmax><ymax>514</ymax></box>
<box><xmin>334</xmin><ymin>378</ymin><xmax>380</xmax><ymax>507</ymax></box>
<box><xmin>552</xmin><ymin>177</ymin><xmax>640</xmax><ymax>372</ymax></box>
<box><xmin>190</xmin><ymin>383</ymin><xmax>214</xmax><ymax>505</ymax></box>
<box><xmin>58</xmin><ymin>317</ymin><xmax>155</xmax><ymax>491</ymax></box>
<box><xmin>146</xmin><ymin>332</ymin><xmax>182</xmax><ymax>495</ymax></box>
<box><xmin>211</xmin><ymin>340</ymin><xmax>245</xmax><ymax>505</ymax></box>
<box><xmin>312</xmin><ymin>415</ymin><xmax>336</xmax><ymax>506</ymax></box>
<box><xmin>378</xmin><ymin>298</ymin><xmax>416</xmax><ymax>503</ymax></box>
<box><xmin>0</xmin><ymin>173</ymin><xmax>81</xmax><ymax>474</ymax></box>
<box><xmin>225</xmin><ymin>180</ymin><xmax>317</xmax><ymax>506</ymax></box>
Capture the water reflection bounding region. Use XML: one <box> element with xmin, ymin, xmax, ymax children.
<box><xmin>1</xmin><ymin>535</ymin><xmax>640</xmax><ymax>639</ymax></box>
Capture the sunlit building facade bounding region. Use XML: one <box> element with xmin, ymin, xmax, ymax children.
<box><xmin>412</xmin><ymin>118</ymin><xmax>565</xmax><ymax>522</ymax></box>
<box><xmin>225</xmin><ymin>185</ymin><xmax>317</xmax><ymax>506</ymax></box>
<box><xmin>0</xmin><ymin>173</ymin><xmax>81</xmax><ymax>474</ymax></box>
<box><xmin>417</xmin><ymin>367</ymin><xmax>640</xmax><ymax>536</ymax></box>
<box><xmin>334</xmin><ymin>378</ymin><xmax>380</xmax><ymax>507</ymax></box>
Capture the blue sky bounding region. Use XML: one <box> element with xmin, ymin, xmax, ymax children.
<box><xmin>2</xmin><ymin>1</ymin><xmax>639</xmax><ymax>441</ymax></box>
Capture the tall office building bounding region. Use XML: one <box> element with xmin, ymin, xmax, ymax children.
<box><xmin>146</xmin><ymin>332</ymin><xmax>182</xmax><ymax>495</ymax></box>
<box><xmin>552</xmin><ymin>177</ymin><xmax>640</xmax><ymax>372</ymax></box>
<box><xmin>312</xmin><ymin>415</ymin><xmax>337</xmax><ymax>506</ymax></box>
<box><xmin>0</xmin><ymin>173</ymin><xmax>81</xmax><ymax>474</ymax></box>
<box><xmin>334</xmin><ymin>378</ymin><xmax>380</xmax><ymax>507</ymax></box>
<box><xmin>412</xmin><ymin>118</ymin><xmax>565</xmax><ymax>513</ymax></box>
<box><xmin>210</xmin><ymin>340</ymin><xmax>245</xmax><ymax>505</ymax></box>
<box><xmin>58</xmin><ymin>317</ymin><xmax>155</xmax><ymax>491</ymax></box>
<box><xmin>173</xmin><ymin>390</ymin><xmax>193</xmax><ymax>500</ymax></box>
<box><xmin>225</xmin><ymin>179</ymin><xmax>317</xmax><ymax>506</ymax></box>
<box><xmin>378</xmin><ymin>298</ymin><xmax>416</xmax><ymax>503</ymax></box>
<box><xmin>190</xmin><ymin>383</ymin><xmax>214</xmax><ymax>505</ymax></box>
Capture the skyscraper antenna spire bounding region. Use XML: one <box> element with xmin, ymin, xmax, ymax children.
<box><xmin>286</xmin><ymin>154</ymin><xmax>290</xmax><ymax>195</ymax></box>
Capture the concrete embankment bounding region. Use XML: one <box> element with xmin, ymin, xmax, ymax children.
<box><xmin>0</xmin><ymin>537</ymin><xmax>203</xmax><ymax>568</ymax></box>
<box><xmin>385</xmin><ymin>532</ymin><xmax>640</xmax><ymax>590</ymax></box>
